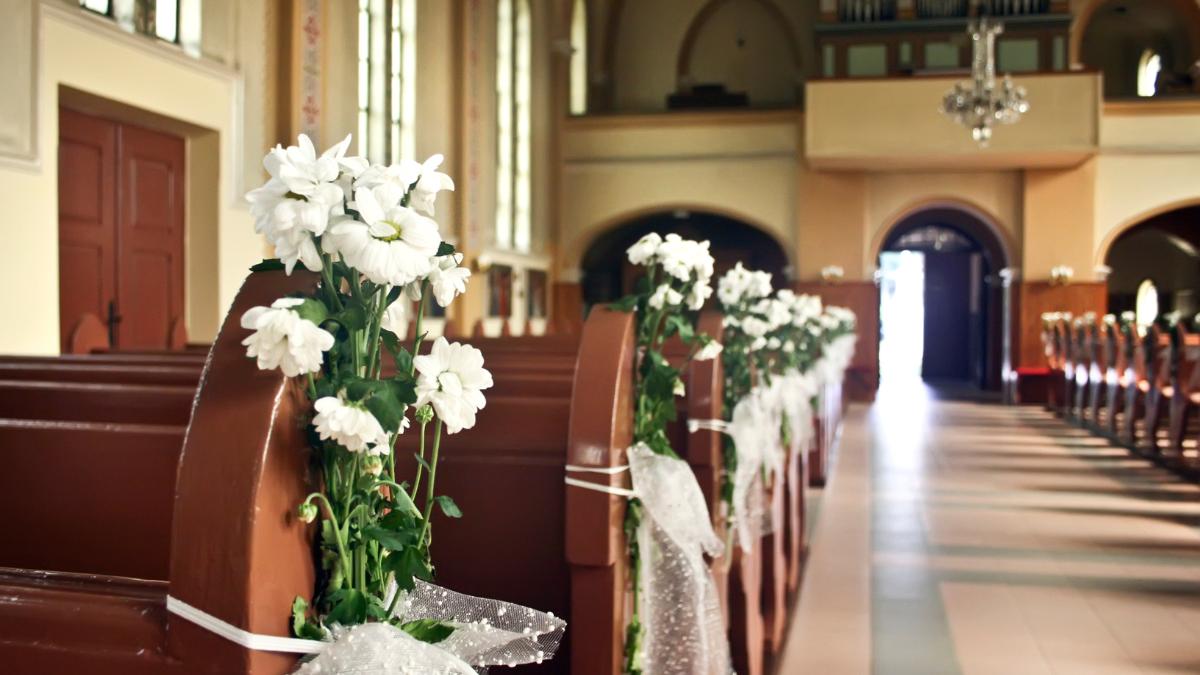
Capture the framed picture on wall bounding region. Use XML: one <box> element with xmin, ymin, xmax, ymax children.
<box><xmin>527</xmin><ymin>269</ymin><xmax>547</xmax><ymax>319</ymax></box>
<box><xmin>488</xmin><ymin>265</ymin><xmax>514</xmax><ymax>317</ymax></box>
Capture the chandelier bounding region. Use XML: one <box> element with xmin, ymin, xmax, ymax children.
<box><xmin>941</xmin><ymin>15</ymin><xmax>1029</xmax><ymax>145</ymax></box>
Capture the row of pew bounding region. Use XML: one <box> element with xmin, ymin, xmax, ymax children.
<box><xmin>1042</xmin><ymin>316</ymin><xmax>1200</xmax><ymax>465</ymax></box>
<box><xmin>0</xmin><ymin>270</ymin><xmax>849</xmax><ymax>674</ymax></box>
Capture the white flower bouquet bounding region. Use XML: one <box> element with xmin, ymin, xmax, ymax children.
<box><xmin>239</xmin><ymin>134</ymin><xmax>561</xmax><ymax>668</ymax></box>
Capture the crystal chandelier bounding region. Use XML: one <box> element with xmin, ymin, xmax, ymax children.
<box><xmin>941</xmin><ymin>14</ymin><xmax>1030</xmax><ymax>145</ymax></box>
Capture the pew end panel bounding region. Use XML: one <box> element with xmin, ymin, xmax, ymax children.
<box><xmin>167</xmin><ymin>270</ymin><xmax>319</xmax><ymax>674</ymax></box>
<box><xmin>565</xmin><ymin>307</ymin><xmax>636</xmax><ymax>675</ymax></box>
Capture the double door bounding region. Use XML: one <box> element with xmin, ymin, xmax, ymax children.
<box><xmin>58</xmin><ymin>107</ymin><xmax>185</xmax><ymax>351</ymax></box>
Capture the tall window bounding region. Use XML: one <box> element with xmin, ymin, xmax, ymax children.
<box><xmin>569</xmin><ymin>0</ymin><xmax>588</xmax><ymax>115</ymax></box>
<box><xmin>1137</xmin><ymin>49</ymin><xmax>1162</xmax><ymax>98</ymax></box>
<box><xmin>79</xmin><ymin>0</ymin><xmax>201</xmax><ymax>54</ymax></box>
<box><xmin>358</xmin><ymin>0</ymin><xmax>417</xmax><ymax>163</ymax></box>
<box><xmin>496</xmin><ymin>0</ymin><xmax>532</xmax><ymax>251</ymax></box>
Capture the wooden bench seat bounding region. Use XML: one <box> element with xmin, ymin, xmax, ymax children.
<box><xmin>0</xmin><ymin>419</ymin><xmax>184</xmax><ymax>580</ymax></box>
<box><xmin>0</xmin><ymin>363</ymin><xmax>201</xmax><ymax>386</ymax></box>
<box><xmin>0</xmin><ymin>380</ymin><xmax>196</xmax><ymax>425</ymax></box>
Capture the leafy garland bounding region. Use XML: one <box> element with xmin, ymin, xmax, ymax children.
<box><xmin>611</xmin><ymin>233</ymin><xmax>720</xmax><ymax>675</ymax></box>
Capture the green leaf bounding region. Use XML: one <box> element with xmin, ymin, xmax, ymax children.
<box><xmin>327</xmin><ymin>589</ymin><xmax>368</xmax><ymax>625</ymax></box>
<box><xmin>435</xmin><ymin>495</ymin><xmax>462</xmax><ymax>518</ymax></box>
<box><xmin>335</xmin><ymin>304</ymin><xmax>368</xmax><ymax>333</ymax></box>
<box><xmin>364</xmin><ymin>526</ymin><xmax>418</xmax><ymax>551</ymax></box>
<box><xmin>364</xmin><ymin>389</ymin><xmax>406</xmax><ymax>434</ymax></box>
<box><xmin>609</xmin><ymin>294</ymin><xmax>639</xmax><ymax>313</ymax></box>
<box><xmin>387</xmin><ymin>485</ymin><xmax>422</xmax><ymax>517</ymax></box>
<box><xmin>382</xmin><ymin>545</ymin><xmax>432</xmax><ymax>591</ymax></box>
<box><xmin>250</xmin><ymin>258</ymin><xmax>285</xmax><ymax>272</ymax></box>
<box><xmin>294</xmin><ymin>298</ymin><xmax>329</xmax><ymax>326</ymax></box>
<box><xmin>291</xmin><ymin>596</ymin><xmax>327</xmax><ymax>640</ymax></box>
<box><xmin>436</xmin><ymin>241</ymin><xmax>456</xmax><ymax>257</ymax></box>
<box><xmin>387</xmin><ymin>377</ymin><xmax>417</xmax><ymax>406</ymax></box>
<box><xmin>401</xmin><ymin>618</ymin><xmax>456</xmax><ymax>644</ymax></box>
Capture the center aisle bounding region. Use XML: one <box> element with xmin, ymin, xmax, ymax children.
<box><xmin>779</xmin><ymin>382</ymin><xmax>1200</xmax><ymax>674</ymax></box>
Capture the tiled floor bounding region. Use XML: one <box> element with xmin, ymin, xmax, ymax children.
<box><xmin>780</xmin><ymin>381</ymin><xmax>1200</xmax><ymax>674</ymax></box>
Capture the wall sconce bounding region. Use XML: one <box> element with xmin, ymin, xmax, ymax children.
<box><xmin>820</xmin><ymin>265</ymin><xmax>844</xmax><ymax>283</ymax></box>
<box><xmin>474</xmin><ymin>253</ymin><xmax>493</xmax><ymax>273</ymax></box>
<box><xmin>1049</xmin><ymin>265</ymin><xmax>1074</xmax><ymax>286</ymax></box>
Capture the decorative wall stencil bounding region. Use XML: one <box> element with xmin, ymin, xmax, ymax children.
<box><xmin>294</xmin><ymin>0</ymin><xmax>325</xmax><ymax>145</ymax></box>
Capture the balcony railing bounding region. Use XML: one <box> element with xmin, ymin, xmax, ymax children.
<box><xmin>915</xmin><ymin>0</ymin><xmax>968</xmax><ymax>18</ymax></box>
<box><xmin>832</xmin><ymin>0</ymin><xmax>1061</xmax><ymax>22</ymax></box>
<box><xmin>838</xmin><ymin>0</ymin><xmax>898</xmax><ymax>23</ymax></box>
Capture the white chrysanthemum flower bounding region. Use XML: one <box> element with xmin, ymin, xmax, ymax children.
<box><xmin>380</xmin><ymin>299</ymin><xmax>408</xmax><ymax>335</ymax></box>
<box><xmin>407</xmin><ymin>155</ymin><xmax>456</xmax><ymax>217</ymax></box>
<box><xmin>627</xmin><ymin>232</ymin><xmax>662</xmax><ymax>266</ymax></box>
<box><xmin>312</xmin><ymin>395</ymin><xmax>389</xmax><ymax>454</ymax></box>
<box><xmin>352</xmin><ymin>155</ymin><xmax>455</xmax><ymax>217</ymax></box>
<box><xmin>265</xmin><ymin>133</ymin><xmax>350</xmax><ymax>204</ymax></box>
<box><xmin>686</xmin><ymin>279</ymin><xmax>712</xmax><ymax>310</ymax></box>
<box><xmin>240</xmin><ymin>298</ymin><xmax>334</xmax><ymax>376</ymax></box>
<box><xmin>266</xmin><ymin>200</ymin><xmax>331</xmax><ymax>273</ymax></box>
<box><xmin>742</xmin><ymin>316</ymin><xmax>771</xmax><ymax>338</ymax></box>
<box><xmin>696</xmin><ymin>340</ymin><xmax>723</xmax><ymax>361</ymax></box>
<box><xmin>414</xmin><ymin>338</ymin><xmax>494</xmax><ymax>434</ymax></box>
<box><xmin>648</xmin><ymin>284</ymin><xmax>683</xmax><ymax>310</ymax></box>
<box><xmin>428</xmin><ymin>253</ymin><xmax>471</xmax><ymax>307</ymax></box>
<box><xmin>325</xmin><ymin>186</ymin><xmax>442</xmax><ymax>286</ymax></box>
<box><xmin>658</xmin><ymin>235</ymin><xmax>713</xmax><ymax>282</ymax></box>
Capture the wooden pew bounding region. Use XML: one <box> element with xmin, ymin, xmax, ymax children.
<box><xmin>1141</xmin><ymin>325</ymin><xmax>1171</xmax><ymax>456</ymax></box>
<box><xmin>1167</xmin><ymin>324</ymin><xmax>1200</xmax><ymax>459</ymax></box>
<box><xmin>0</xmin><ymin>380</ymin><xmax>196</xmax><ymax>425</ymax></box>
<box><xmin>1102</xmin><ymin>321</ymin><xmax>1130</xmax><ymax>439</ymax></box>
<box><xmin>1084</xmin><ymin>321</ymin><xmax>1106</xmax><ymax>429</ymax></box>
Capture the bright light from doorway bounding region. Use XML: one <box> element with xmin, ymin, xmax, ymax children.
<box><xmin>878</xmin><ymin>251</ymin><xmax>925</xmax><ymax>386</ymax></box>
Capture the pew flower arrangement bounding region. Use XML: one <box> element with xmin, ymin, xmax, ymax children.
<box><xmin>612</xmin><ymin>232</ymin><xmax>730</xmax><ymax>675</ymax></box>
<box><xmin>714</xmin><ymin>263</ymin><xmax>775</xmax><ymax>535</ymax></box>
<box><xmin>240</xmin><ymin>134</ymin><xmax>563</xmax><ymax>673</ymax></box>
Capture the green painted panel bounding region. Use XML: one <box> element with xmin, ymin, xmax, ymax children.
<box><xmin>998</xmin><ymin>38</ymin><xmax>1040</xmax><ymax>73</ymax></box>
<box><xmin>924</xmin><ymin>42</ymin><xmax>960</xmax><ymax>70</ymax></box>
<box><xmin>847</xmin><ymin>44</ymin><xmax>888</xmax><ymax>77</ymax></box>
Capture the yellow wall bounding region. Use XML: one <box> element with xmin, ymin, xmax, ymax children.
<box><xmin>805</xmin><ymin>73</ymin><xmax>1100</xmax><ymax>170</ymax></box>
<box><xmin>1024</xmin><ymin>159</ymin><xmax>1097</xmax><ymax>279</ymax></box>
<box><xmin>0</xmin><ymin>6</ymin><xmax>258</xmax><ymax>354</ymax></box>
<box><xmin>559</xmin><ymin>112</ymin><xmax>800</xmax><ymax>272</ymax></box>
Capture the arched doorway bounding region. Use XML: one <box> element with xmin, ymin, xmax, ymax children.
<box><xmin>1078</xmin><ymin>0</ymin><xmax>1200</xmax><ymax>99</ymax></box>
<box><xmin>876</xmin><ymin>207</ymin><xmax>1009</xmax><ymax>392</ymax></box>
<box><xmin>580</xmin><ymin>209</ymin><xmax>788</xmax><ymax>307</ymax></box>
<box><xmin>1105</xmin><ymin>204</ymin><xmax>1200</xmax><ymax>320</ymax></box>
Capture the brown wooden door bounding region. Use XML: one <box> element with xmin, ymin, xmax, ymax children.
<box><xmin>58</xmin><ymin>108</ymin><xmax>118</xmax><ymax>352</ymax></box>
<box><xmin>58</xmin><ymin>108</ymin><xmax>185</xmax><ymax>351</ymax></box>
<box><xmin>115</xmin><ymin>124</ymin><xmax>185</xmax><ymax>348</ymax></box>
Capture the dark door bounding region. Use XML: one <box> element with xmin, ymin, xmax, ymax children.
<box><xmin>922</xmin><ymin>252</ymin><xmax>971</xmax><ymax>381</ymax></box>
<box><xmin>58</xmin><ymin>108</ymin><xmax>185</xmax><ymax>351</ymax></box>
<box><xmin>58</xmin><ymin>108</ymin><xmax>118</xmax><ymax>352</ymax></box>
<box><xmin>116</xmin><ymin>124</ymin><xmax>185</xmax><ymax>348</ymax></box>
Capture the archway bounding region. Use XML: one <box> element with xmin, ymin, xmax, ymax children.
<box><xmin>876</xmin><ymin>206</ymin><xmax>1010</xmax><ymax>392</ymax></box>
<box><xmin>580</xmin><ymin>209</ymin><xmax>788</xmax><ymax>307</ymax></box>
<box><xmin>1104</xmin><ymin>204</ymin><xmax>1200</xmax><ymax>321</ymax></box>
<box><xmin>1078</xmin><ymin>0</ymin><xmax>1200</xmax><ymax>98</ymax></box>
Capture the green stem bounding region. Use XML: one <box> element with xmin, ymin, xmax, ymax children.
<box><xmin>410</xmin><ymin>418</ymin><xmax>429</xmax><ymax>501</ymax></box>
<box><xmin>417</xmin><ymin>421</ymin><xmax>444</xmax><ymax>550</ymax></box>
<box><xmin>319</xmin><ymin>256</ymin><xmax>344</xmax><ymax>311</ymax></box>
<box><xmin>410</xmin><ymin>283</ymin><xmax>429</xmax><ymax>370</ymax></box>
<box><xmin>304</xmin><ymin>492</ymin><xmax>352</xmax><ymax>585</ymax></box>
<box><xmin>306</xmin><ymin>372</ymin><xmax>318</xmax><ymax>399</ymax></box>
<box><xmin>366</xmin><ymin>287</ymin><xmax>390</xmax><ymax>376</ymax></box>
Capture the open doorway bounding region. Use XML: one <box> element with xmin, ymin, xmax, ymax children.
<box><xmin>877</xmin><ymin>207</ymin><xmax>1008</xmax><ymax>393</ymax></box>
<box><xmin>580</xmin><ymin>209</ymin><xmax>788</xmax><ymax>308</ymax></box>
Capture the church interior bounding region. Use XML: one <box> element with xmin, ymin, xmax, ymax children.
<box><xmin>1</xmin><ymin>0</ymin><xmax>1199</xmax><ymax>673</ymax></box>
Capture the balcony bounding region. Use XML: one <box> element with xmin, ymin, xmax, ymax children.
<box><xmin>804</xmin><ymin>71</ymin><xmax>1100</xmax><ymax>169</ymax></box>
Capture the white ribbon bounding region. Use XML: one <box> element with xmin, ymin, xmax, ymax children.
<box><xmin>564</xmin><ymin>464</ymin><xmax>637</xmax><ymax>497</ymax></box>
<box><xmin>167</xmin><ymin>595</ymin><xmax>325</xmax><ymax>654</ymax></box>
<box><xmin>169</xmin><ymin>580</ymin><xmax>565</xmax><ymax>674</ymax></box>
